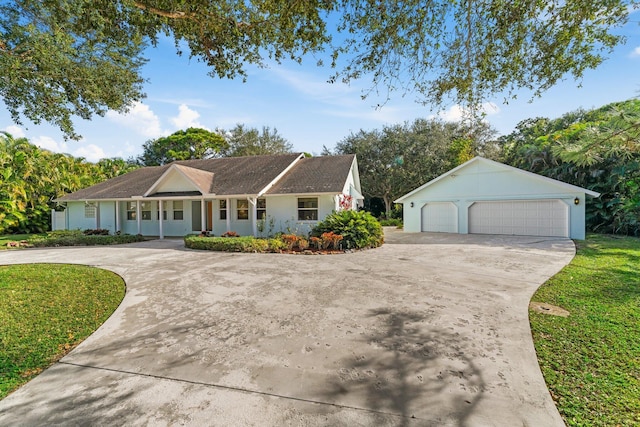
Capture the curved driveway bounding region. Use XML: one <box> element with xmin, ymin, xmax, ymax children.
<box><xmin>0</xmin><ymin>229</ymin><xmax>573</xmax><ymax>426</ymax></box>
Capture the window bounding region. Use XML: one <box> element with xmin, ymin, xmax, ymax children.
<box><xmin>84</xmin><ymin>202</ymin><xmax>96</xmax><ymax>219</ymax></box>
<box><xmin>257</xmin><ymin>198</ymin><xmax>266</xmax><ymax>220</ymax></box>
<box><xmin>173</xmin><ymin>201</ymin><xmax>183</xmax><ymax>220</ymax></box>
<box><xmin>219</xmin><ymin>200</ymin><xmax>227</xmax><ymax>220</ymax></box>
<box><xmin>126</xmin><ymin>202</ymin><xmax>136</xmax><ymax>220</ymax></box>
<box><xmin>237</xmin><ymin>199</ymin><xmax>249</xmax><ymax>220</ymax></box>
<box><xmin>157</xmin><ymin>201</ymin><xmax>167</xmax><ymax>220</ymax></box>
<box><xmin>141</xmin><ymin>201</ymin><xmax>152</xmax><ymax>220</ymax></box>
<box><xmin>298</xmin><ymin>197</ymin><xmax>318</xmax><ymax>221</ymax></box>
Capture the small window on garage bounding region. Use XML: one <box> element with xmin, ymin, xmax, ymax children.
<box><xmin>84</xmin><ymin>202</ymin><xmax>96</xmax><ymax>219</ymax></box>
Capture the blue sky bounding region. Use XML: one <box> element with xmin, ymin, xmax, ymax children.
<box><xmin>1</xmin><ymin>10</ymin><xmax>639</xmax><ymax>162</ymax></box>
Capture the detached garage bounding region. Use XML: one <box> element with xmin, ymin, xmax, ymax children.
<box><xmin>395</xmin><ymin>157</ymin><xmax>600</xmax><ymax>240</ymax></box>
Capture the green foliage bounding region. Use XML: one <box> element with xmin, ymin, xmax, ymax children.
<box><xmin>0</xmin><ymin>133</ymin><xmax>138</xmax><ymax>234</ymax></box>
<box><xmin>312</xmin><ymin>210</ymin><xmax>383</xmax><ymax>249</ymax></box>
<box><xmin>220</xmin><ymin>124</ymin><xmax>294</xmax><ymax>157</ymax></box>
<box><xmin>500</xmin><ymin>99</ymin><xmax>640</xmax><ymax>236</ymax></box>
<box><xmin>0</xmin><ymin>0</ymin><xmax>146</xmax><ymax>140</ymax></box>
<box><xmin>29</xmin><ymin>230</ymin><xmax>145</xmax><ymax>247</ymax></box>
<box><xmin>0</xmin><ymin>264</ymin><xmax>125</xmax><ymax>399</ymax></box>
<box><xmin>185</xmin><ymin>235</ymin><xmax>271</xmax><ymax>252</ymax></box>
<box><xmin>333</xmin><ymin>118</ymin><xmax>496</xmax><ymax>216</ymax></box>
<box><xmin>530</xmin><ymin>234</ymin><xmax>640</xmax><ymax>426</ymax></box>
<box><xmin>138</xmin><ymin>127</ymin><xmax>227</xmax><ymax>166</ymax></box>
<box><xmin>3</xmin><ymin>1</ymin><xmax>635</xmax><ymax>137</ymax></box>
<box><xmin>378</xmin><ymin>218</ymin><xmax>403</xmax><ymax>227</ymax></box>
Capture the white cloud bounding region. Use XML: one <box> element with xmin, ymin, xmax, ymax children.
<box><xmin>74</xmin><ymin>144</ymin><xmax>107</xmax><ymax>162</ymax></box>
<box><xmin>33</xmin><ymin>136</ymin><xmax>68</xmax><ymax>153</ymax></box>
<box><xmin>268</xmin><ymin>66</ymin><xmax>358</xmax><ymax>105</ymax></box>
<box><xmin>2</xmin><ymin>125</ymin><xmax>25</xmax><ymax>138</ymax></box>
<box><xmin>170</xmin><ymin>104</ymin><xmax>209</xmax><ymax>130</ymax></box>
<box><xmin>629</xmin><ymin>46</ymin><xmax>640</xmax><ymax>58</ymax></box>
<box><xmin>106</xmin><ymin>102</ymin><xmax>165</xmax><ymax>138</ymax></box>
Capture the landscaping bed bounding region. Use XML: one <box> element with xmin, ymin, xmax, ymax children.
<box><xmin>2</xmin><ymin>230</ymin><xmax>146</xmax><ymax>249</ymax></box>
<box><xmin>186</xmin><ymin>210</ymin><xmax>384</xmax><ymax>253</ymax></box>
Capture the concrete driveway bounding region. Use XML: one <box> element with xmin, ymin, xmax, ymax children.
<box><xmin>0</xmin><ymin>229</ymin><xmax>574</xmax><ymax>426</ymax></box>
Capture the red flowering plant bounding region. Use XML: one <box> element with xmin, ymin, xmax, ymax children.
<box><xmin>321</xmin><ymin>231</ymin><xmax>343</xmax><ymax>250</ymax></box>
<box><xmin>338</xmin><ymin>194</ymin><xmax>354</xmax><ymax>211</ymax></box>
<box><xmin>280</xmin><ymin>234</ymin><xmax>299</xmax><ymax>250</ymax></box>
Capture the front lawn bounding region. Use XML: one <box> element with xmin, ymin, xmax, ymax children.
<box><xmin>0</xmin><ymin>264</ymin><xmax>125</xmax><ymax>399</ymax></box>
<box><xmin>530</xmin><ymin>234</ymin><xmax>640</xmax><ymax>426</ymax></box>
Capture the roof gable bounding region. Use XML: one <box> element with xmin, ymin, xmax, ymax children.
<box><xmin>395</xmin><ymin>157</ymin><xmax>600</xmax><ymax>202</ymax></box>
<box><xmin>145</xmin><ymin>164</ymin><xmax>215</xmax><ymax>196</ymax></box>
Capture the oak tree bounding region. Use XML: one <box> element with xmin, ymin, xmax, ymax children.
<box><xmin>1</xmin><ymin>1</ymin><xmax>637</xmax><ymax>138</ymax></box>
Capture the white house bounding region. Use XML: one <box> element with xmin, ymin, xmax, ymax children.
<box><xmin>53</xmin><ymin>153</ymin><xmax>363</xmax><ymax>238</ymax></box>
<box><xmin>395</xmin><ymin>157</ymin><xmax>600</xmax><ymax>240</ymax></box>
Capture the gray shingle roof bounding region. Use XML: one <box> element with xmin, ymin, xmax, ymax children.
<box><xmin>267</xmin><ymin>154</ymin><xmax>355</xmax><ymax>194</ymax></box>
<box><xmin>57</xmin><ymin>153</ymin><xmax>356</xmax><ymax>201</ymax></box>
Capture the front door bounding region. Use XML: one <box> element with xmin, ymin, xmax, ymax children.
<box><xmin>191</xmin><ymin>201</ymin><xmax>213</xmax><ymax>232</ymax></box>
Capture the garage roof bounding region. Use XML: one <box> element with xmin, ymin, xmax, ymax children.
<box><xmin>395</xmin><ymin>157</ymin><xmax>600</xmax><ymax>203</ymax></box>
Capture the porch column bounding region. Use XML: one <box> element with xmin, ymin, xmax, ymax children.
<box><xmin>249</xmin><ymin>197</ymin><xmax>257</xmax><ymax>237</ymax></box>
<box><xmin>115</xmin><ymin>201</ymin><xmax>120</xmax><ymax>233</ymax></box>
<box><xmin>200</xmin><ymin>198</ymin><xmax>206</xmax><ymax>231</ymax></box>
<box><xmin>96</xmin><ymin>202</ymin><xmax>101</xmax><ymax>229</ymax></box>
<box><xmin>226</xmin><ymin>197</ymin><xmax>231</xmax><ymax>232</ymax></box>
<box><xmin>158</xmin><ymin>200</ymin><xmax>164</xmax><ymax>240</ymax></box>
<box><xmin>136</xmin><ymin>200</ymin><xmax>141</xmax><ymax>235</ymax></box>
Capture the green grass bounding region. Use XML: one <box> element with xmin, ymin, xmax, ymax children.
<box><xmin>0</xmin><ymin>264</ymin><xmax>125</xmax><ymax>399</ymax></box>
<box><xmin>530</xmin><ymin>234</ymin><xmax>640</xmax><ymax>427</ymax></box>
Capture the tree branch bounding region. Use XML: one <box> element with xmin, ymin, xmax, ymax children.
<box><xmin>133</xmin><ymin>2</ymin><xmax>194</xmax><ymax>19</ymax></box>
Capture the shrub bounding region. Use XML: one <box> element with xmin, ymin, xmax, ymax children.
<box><xmin>185</xmin><ymin>235</ymin><xmax>269</xmax><ymax>252</ymax></box>
<box><xmin>298</xmin><ymin>238</ymin><xmax>309</xmax><ymax>250</ymax></box>
<box><xmin>280</xmin><ymin>234</ymin><xmax>298</xmax><ymax>250</ymax></box>
<box><xmin>30</xmin><ymin>231</ymin><xmax>144</xmax><ymax>247</ymax></box>
<box><xmin>267</xmin><ymin>238</ymin><xmax>287</xmax><ymax>252</ymax></box>
<box><xmin>378</xmin><ymin>218</ymin><xmax>403</xmax><ymax>227</ymax></box>
<box><xmin>312</xmin><ymin>210</ymin><xmax>383</xmax><ymax>249</ymax></box>
<box><xmin>321</xmin><ymin>231</ymin><xmax>343</xmax><ymax>249</ymax></box>
<box><xmin>83</xmin><ymin>228</ymin><xmax>110</xmax><ymax>236</ymax></box>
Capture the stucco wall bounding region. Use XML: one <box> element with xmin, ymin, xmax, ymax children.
<box><xmin>399</xmin><ymin>160</ymin><xmax>589</xmax><ymax>239</ymax></box>
<box><xmin>64</xmin><ymin>194</ymin><xmax>340</xmax><ymax>237</ymax></box>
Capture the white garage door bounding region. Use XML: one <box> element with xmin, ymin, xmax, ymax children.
<box><xmin>421</xmin><ymin>202</ymin><xmax>458</xmax><ymax>232</ymax></box>
<box><xmin>469</xmin><ymin>200</ymin><xmax>568</xmax><ymax>237</ymax></box>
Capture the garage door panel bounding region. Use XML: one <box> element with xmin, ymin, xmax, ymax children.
<box><xmin>421</xmin><ymin>202</ymin><xmax>457</xmax><ymax>233</ymax></box>
<box><xmin>469</xmin><ymin>200</ymin><xmax>568</xmax><ymax>237</ymax></box>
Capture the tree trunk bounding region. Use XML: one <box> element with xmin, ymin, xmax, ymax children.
<box><xmin>383</xmin><ymin>194</ymin><xmax>391</xmax><ymax>218</ymax></box>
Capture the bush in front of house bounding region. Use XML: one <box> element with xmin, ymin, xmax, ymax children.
<box><xmin>185</xmin><ymin>235</ymin><xmax>271</xmax><ymax>252</ymax></box>
<box><xmin>29</xmin><ymin>230</ymin><xmax>145</xmax><ymax>247</ymax></box>
<box><xmin>311</xmin><ymin>210</ymin><xmax>384</xmax><ymax>249</ymax></box>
